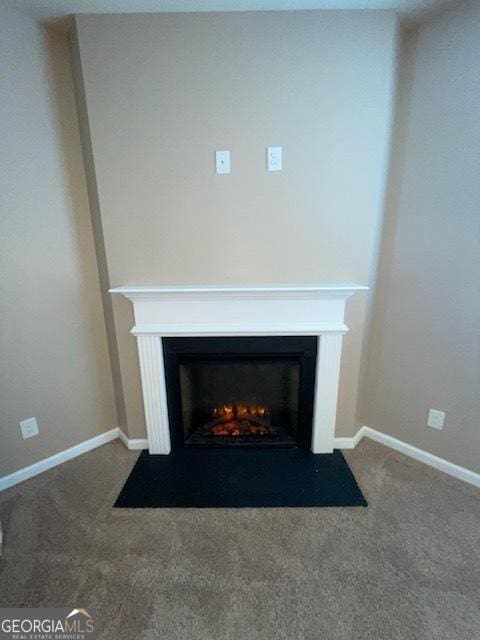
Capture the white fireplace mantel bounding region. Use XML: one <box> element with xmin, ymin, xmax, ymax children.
<box><xmin>110</xmin><ymin>284</ymin><xmax>367</xmax><ymax>455</ymax></box>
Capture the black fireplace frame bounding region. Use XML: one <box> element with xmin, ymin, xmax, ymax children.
<box><xmin>163</xmin><ymin>336</ymin><xmax>317</xmax><ymax>450</ymax></box>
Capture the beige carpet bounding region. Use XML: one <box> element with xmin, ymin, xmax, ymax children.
<box><xmin>0</xmin><ymin>439</ymin><xmax>479</xmax><ymax>639</ymax></box>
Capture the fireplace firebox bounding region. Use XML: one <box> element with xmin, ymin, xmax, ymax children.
<box><xmin>163</xmin><ymin>337</ymin><xmax>317</xmax><ymax>449</ymax></box>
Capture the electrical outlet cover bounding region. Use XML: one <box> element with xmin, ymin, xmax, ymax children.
<box><xmin>20</xmin><ymin>417</ymin><xmax>39</xmax><ymax>439</ymax></box>
<box><xmin>215</xmin><ymin>150</ymin><xmax>230</xmax><ymax>174</ymax></box>
<box><xmin>267</xmin><ymin>146</ymin><xmax>282</xmax><ymax>171</ymax></box>
<box><xmin>427</xmin><ymin>409</ymin><xmax>445</xmax><ymax>430</ymax></box>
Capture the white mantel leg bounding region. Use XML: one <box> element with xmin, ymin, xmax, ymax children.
<box><xmin>136</xmin><ymin>335</ymin><xmax>171</xmax><ymax>454</ymax></box>
<box><xmin>312</xmin><ymin>333</ymin><xmax>344</xmax><ymax>454</ymax></box>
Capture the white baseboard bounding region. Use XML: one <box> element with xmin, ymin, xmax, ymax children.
<box><xmin>118</xmin><ymin>428</ymin><xmax>148</xmax><ymax>450</ymax></box>
<box><xmin>359</xmin><ymin>425</ymin><xmax>480</xmax><ymax>489</ymax></box>
<box><xmin>333</xmin><ymin>426</ymin><xmax>366</xmax><ymax>450</ymax></box>
<box><xmin>2</xmin><ymin>423</ymin><xmax>478</xmax><ymax>492</ymax></box>
<box><xmin>0</xmin><ymin>428</ymin><xmax>119</xmax><ymax>492</ymax></box>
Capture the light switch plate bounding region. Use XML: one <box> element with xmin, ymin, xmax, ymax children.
<box><xmin>215</xmin><ymin>150</ymin><xmax>230</xmax><ymax>174</ymax></box>
<box><xmin>20</xmin><ymin>417</ymin><xmax>39</xmax><ymax>439</ymax></box>
<box><xmin>427</xmin><ymin>409</ymin><xmax>445</xmax><ymax>430</ymax></box>
<box><xmin>267</xmin><ymin>146</ymin><xmax>282</xmax><ymax>171</ymax></box>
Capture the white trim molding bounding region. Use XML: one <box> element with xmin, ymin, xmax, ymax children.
<box><xmin>312</xmin><ymin>333</ymin><xmax>344</xmax><ymax>453</ymax></box>
<box><xmin>110</xmin><ymin>283</ymin><xmax>367</xmax><ymax>299</ymax></box>
<box><xmin>110</xmin><ymin>283</ymin><xmax>368</xmax><ymax>454</ymax></box>
<box><xmin>0</xmin><ymin>428</ymin><xmax>119</xmax><ymax>492</ymax></box>
<box><xmin>136</xmin><ymin>336</ymin><xmax>172</xmax><ymax>454</ymax></box>
<box><xmin>333</xmin><ymin>427</ymin><xmax>366</xmax><ymax>450</ymax></box>
<box><xmin>335</xmin><ymin>425</ymin><xmax>480</xmax><ymax>489</ymax></box>
<box><xmin>1</xmin><ymin>424</ymin><xmax>477</xmax><ymax>492</ymax></box>
<box><xmin>109</xmin><ymin>284</ymin><xmax>367</xmax><ymax>337</ymax></box>
<box><xmin>118</xmin><ymin>428</ymin><xmax>148</xmax><ymax>450</ymax></box>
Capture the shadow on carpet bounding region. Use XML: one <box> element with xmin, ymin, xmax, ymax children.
<box><xmin>114</xmin><ymin>449</ymin><xmax>367</xmax><ymax>508</ymax></box>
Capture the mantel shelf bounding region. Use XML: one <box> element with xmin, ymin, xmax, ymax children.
<box><xmin>110</xmin><ymin>283</ymin><xmax>368</xmax><ymax>301</ymax></box>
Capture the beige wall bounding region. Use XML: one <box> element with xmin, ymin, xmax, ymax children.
<box><xmin>361</xmin><ymin>0</ymin><xmax>480</xmax><ymax>472</ymax></box>
<box><xmin>0</xmin><ymin>6</ymin><xmax>117</xmax><ymax>476</ymax></box>
<box><xmin>74</xmin><ymin>10</ymin><xmax>398</xmax><ymax>438</ymax></box>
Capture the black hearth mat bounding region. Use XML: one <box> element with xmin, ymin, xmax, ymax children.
<box><xmin>114</xmin><ymin>448</ymin><xmax>367</xmax><ymax>508</ymax></box>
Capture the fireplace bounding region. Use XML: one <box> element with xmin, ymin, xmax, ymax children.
<box><xmin>163</xmin><ymin>337</ymin><xmax>317</xmax><ymax>449</ymax></box>
<box><xmin>109</xmin><ymin>284</ymin><xmax>368</xmax><ymax>454</ymax></box>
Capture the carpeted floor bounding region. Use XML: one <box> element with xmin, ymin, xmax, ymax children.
<box><xmin>0</xmin><ymin>439</ymin><xmax>479</xmax><ymax>640</ymax></box>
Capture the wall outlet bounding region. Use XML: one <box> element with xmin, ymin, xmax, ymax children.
<box><xmin>215</xmin><ymin>150</ymin><xmax>230</xmax><ymax>174</ymax></box>
<box><xmin>267</xmin><ymin>146</ymin><xmax>282</xmax><ymax>171</ymax></box>
<box><xmin>427</xmin><ymin>409</ymin><xmax>445</xmax><ymax>430</ymax></box>
<box><xmin>20</xmin><ymin>417</ymin><xmax>39</xmax><ymax>439</ymax></box>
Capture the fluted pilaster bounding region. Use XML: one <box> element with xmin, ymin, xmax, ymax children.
<box><xmin>312</xmin><ymin>333</ymin><xmax>344</xmax><ymax>453</ymax></box>
<box><xmin>137</xmin><ymin>335</ymin><xmax>171</xmax><ymax>454</ymax></box>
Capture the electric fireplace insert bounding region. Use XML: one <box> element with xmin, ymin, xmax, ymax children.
<box><xmin>163</xmin><ymin>336</ymin><xmax>317</xmax><ymax>449</ymax></box>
